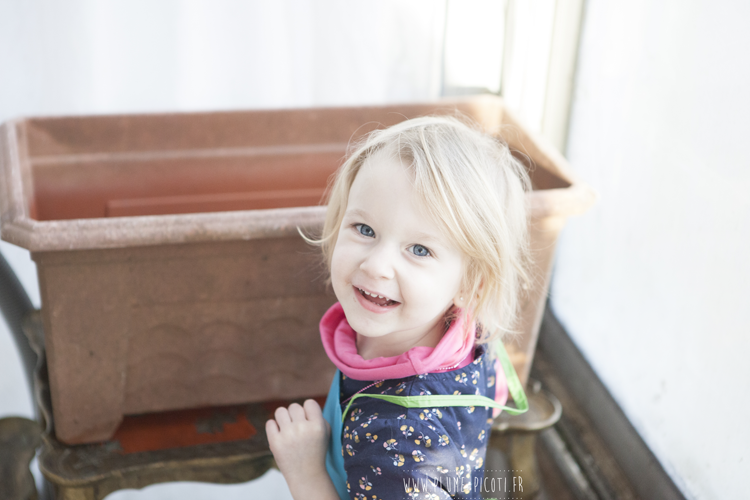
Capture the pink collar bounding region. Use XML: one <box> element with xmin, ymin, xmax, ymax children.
<box><xmin>319</xmin><ymin>302</ymin><xmax>475</xmax><ymax>381</ymax></box>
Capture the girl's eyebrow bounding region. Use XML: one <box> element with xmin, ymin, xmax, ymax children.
<box><xmin>343</xmin><ymin>208</ymin><xmax>368</xmax><ymax>219</ymax></box>
<box><xmin>411</xmin><ymin>230</ymin><xmax>442</xmax><ymax>245</ymax></box>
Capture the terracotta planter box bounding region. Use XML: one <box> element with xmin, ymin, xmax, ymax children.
<box><xmin>0</xmin><ymin>96</ymin><xmax>595</xmax><ymax>444</ymax></box>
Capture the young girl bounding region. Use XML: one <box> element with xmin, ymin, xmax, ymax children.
<box><xmin>266</xmin><ymin>114</ymin><xmax>531</xmax><ymax>500</ymax></box>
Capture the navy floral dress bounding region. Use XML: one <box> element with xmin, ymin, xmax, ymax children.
<box><xmin>339</xmin><ymin>345</ymin><xmax>498</xmax><ymax>500</ymax></box>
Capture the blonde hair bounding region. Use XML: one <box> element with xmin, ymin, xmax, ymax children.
<box><xmin>316</xmin><ymin>114</ymin><xmax>531</xmax><ymax>344</ymax></box>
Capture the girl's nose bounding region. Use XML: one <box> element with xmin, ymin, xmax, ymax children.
<box><xmin>359</xmin><ymin>244</ymin><xmax>396</xmax><ymax>280</ymax></box>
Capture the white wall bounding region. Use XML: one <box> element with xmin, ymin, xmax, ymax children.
<box><xmin>551</xmin><ymin>0</ymin><xmax>750</xmax><ymax>499</ymax></box>
<box><xmin>0</xmin><ymin>0</ymin><xmax>450</xmax><ymax>118</ymax></box>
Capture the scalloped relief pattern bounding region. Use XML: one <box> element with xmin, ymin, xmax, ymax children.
<box><xmin>123</xmin><ymin>296</ymin><xmax>336</xmax><ymax>414</ymax></box>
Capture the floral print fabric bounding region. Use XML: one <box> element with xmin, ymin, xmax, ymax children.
<box><xmin>340</xmin><ymin>346</ymin><xmax>497</xmax><ymax>500</ymax></box>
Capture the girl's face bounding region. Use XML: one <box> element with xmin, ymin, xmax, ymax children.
<box><xmin>330</xmin><ymin>150</ymin><xmax>466</xmax><ymax>358</ymax></box>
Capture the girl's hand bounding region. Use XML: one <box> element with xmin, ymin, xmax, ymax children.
<box><xmin>266</xmin><ymin>399</ymin><xmax>338</xmax><ymax>500</ymax></box>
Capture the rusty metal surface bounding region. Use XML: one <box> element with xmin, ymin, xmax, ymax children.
<box><xmin>0</xmin><ymin>252</ymin><xmax>37</xmax><ymax>391</ymax></box>
<box><xmin>492</xmin><ymin>381</ymin><xmax>563</xmax><ymax>433</ymax></box>
<box><xmin>40</xmin><ymin>414</ymin><xmax>275</xmax><ymax>500</ymax></box>
<box><xmin>0</xmin><ymin>417</ymin><xmax>42</xmax><ymax>500</ymax></box>
<box><xmin>487</xmin><ymin>383</ymin><xmax>563</xmax><ymax>500</ymax></box>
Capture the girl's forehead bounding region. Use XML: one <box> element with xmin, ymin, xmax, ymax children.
<box><xmin>347</xmin><ymin>151</ymin><xmax>416</xmax><ymax>209</ymax></box>
<box><xmin>345</xmin><ymin>153</ymin><xmax>452</xmax><ymax>246</ymax></box>
<box><xmin>357</xmin><ymin>147</ymin><xmax>413</xmax><ymax>177</ymax></box>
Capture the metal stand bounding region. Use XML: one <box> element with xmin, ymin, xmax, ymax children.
<box><xmin>24</xmin><ymin>312</ymin><xmax>281</xmax><ymax>500</ymax></box>
<box><xmin>0</xmin><ymin>417</ymin><xmax>42</xmax><ymax>500</ymax></box>
<box><xmin>486</xmin><ymin>381</ymin><xmax>563</xmax><ymax>500</ymax></box>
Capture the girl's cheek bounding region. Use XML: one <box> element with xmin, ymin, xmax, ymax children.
<box><xmin>330</xmin><ymin>233</ymin><xmax>349</xmax><ymax>269</ymax></box>
<box><xmin>331</xmin><ymin>241</ymin><xmax>352</xmax><ymax>276</ymax></box>
<box><xmin>331</xmin><ymin>240</ymin><xmax>357</xmax><ymax>297</ymax></box>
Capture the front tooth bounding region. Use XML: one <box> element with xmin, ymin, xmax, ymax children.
<box><xmin>377</xmin><ymin>295</ymin><xmax>384</xmax><ymax>299</ymax></box>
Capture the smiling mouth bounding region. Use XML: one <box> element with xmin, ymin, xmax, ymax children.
<box><xmin>356</xmin><ymin>287</ymin><xmax>399</xmax><ymax>307</ymax></box>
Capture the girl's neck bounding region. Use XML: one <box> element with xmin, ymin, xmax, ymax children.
<box><xmin>355</xmin><ymin>321</ymin><xmax>446</xmax><ymax>360</ymax></box>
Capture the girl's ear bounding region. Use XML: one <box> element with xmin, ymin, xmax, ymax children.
<box><xmin>454</xmin><ymin>278</ymin><xmax>483</xmax><ymax>309</ymax></box>
<box><xmin>453</xmin><ymin>284</ymin><xmax>475</xmax><ymax>309</ymax></box>
<box><xmin>453</xmin><ymin>293</ymin><xmax>467</xmax><ymax>309</ymax></box>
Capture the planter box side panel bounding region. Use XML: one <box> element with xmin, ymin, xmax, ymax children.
<box><xmin>37</xmin><ymin>237</ymin><xmax>337</xmax><ymax>444</ymax></box>
<box><xmin>509</xmin><ymin>215</ymin><xmax>570</xmax><ymax>384</ymax></box>
<box><xmin>35</xmin><ymin>255</ymin><xmax>130</xmax><ymax>444</ymax></box>
<box><xmin>124</xmin><ymin>294</ymin><xmax>336</xmax><ymax>413</ymax></box>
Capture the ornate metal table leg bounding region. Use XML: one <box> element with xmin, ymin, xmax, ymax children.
<box><xmin>0</xmin><ymin>416</ymin><xmax>42</xmax><ymax>500</ymax></box>
<box><xmin>487</xmin><ymin>381</ymin><xmax>562</xmax><ymax>500</ymax></box>
<box><xmin>51</xmin><ymin>486</ymin><xmax>97</xmax><ymax>500</ymax></box>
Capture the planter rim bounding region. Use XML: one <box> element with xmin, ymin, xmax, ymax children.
<box><xmin>0</xmin><ymin>206</ymin><xmax>327</xmax><ymax>253</ymax></box>
<box><xmin>1</xmin><ymin>189</ymin><xmax>597</xmax><ymax>253</ymax></box>
<box><xmin>0</xmin><ymin>96</ymin><xmax>597</xmax><ymax>253</ymax></box>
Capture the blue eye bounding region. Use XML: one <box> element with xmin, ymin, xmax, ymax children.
<box><xmin>355</xmin><ymin>224</ymin><xmax>375</xmax><ymax>237</ymax></box>
<box><xmin>410</xmin><ymin>244</ymin><xmax>430</xmax><ymax>257</ymax></box>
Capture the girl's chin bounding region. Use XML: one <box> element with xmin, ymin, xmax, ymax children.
<box><xmin>345</xmin><ymin>315</ymin><xmax>393</xmax><ymax>339</ymax></box>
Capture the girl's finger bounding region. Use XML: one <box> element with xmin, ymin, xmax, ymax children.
<box><xmin>265</xmin><ymin>418</ymin><xmax>280</xmax><ymax>437</ymax></box>
<box><xmin>303</xmin><ymin>399</ymin><xmax>323</xmax><ymax>420</ymax></box>
<box><xmin>287</xmin><ymin>402</ymin><xmax>306</xmax><ymax>422</ymax></box>
<box><xmin>274</xmin><ymin>406</ymin><xmax>291</xmax><ymax>427</ymax></box>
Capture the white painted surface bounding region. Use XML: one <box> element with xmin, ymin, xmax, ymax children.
<box><xmin>0</xmin><ymin>0</ymin><xmax>447</xmax><ymax>119</ymax></box>
<box><xmin>501</xmin><ymin>0</ymin><xmax>557</xmax><ymax>132</ymax></box>
<box><xmin>443</xmin><ymin>0</ymin><xmax>505</xmax><ymax>93</ymax></box>
<box><xmin>551</xmin><ymin>0</ymin><xmax>750</xmax><ymax>499</ymax></box>
<box><xmin>500</xmin><ymin>0</ymin><xmax>585</xmax><ymax>151</ymax></box>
